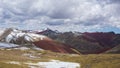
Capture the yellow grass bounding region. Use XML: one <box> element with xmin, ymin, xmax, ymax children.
<box><xmin>0</xmin><ymin>49</ymin><xmax>120</xmax><ymax>68</ymax></box>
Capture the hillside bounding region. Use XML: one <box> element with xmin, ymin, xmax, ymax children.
<box><xmin>105</xmin><ymin>44</ymin><xmax>120</xmax><ymax>54</ymax></box>
<box><xmin>0</xmin><ymin>28</ymin><xmax>78</xmax><ymax>54</ymax></box>
<box><xmin>38</xmin><ymin>29</ymin><xmax>120</xmax><ymax>54</ymax></box>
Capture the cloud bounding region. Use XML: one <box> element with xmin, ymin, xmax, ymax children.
<box><xmin>109</xmin><ymin>0</ymin><xmax>120</xmax><ymax>3</ymax></box>
<box><xmin>0</xmin><ymin>0</ymin><xmax>120</xmax><ymax>32</ymax></box>
<box><xmin>45</xmin><ymin>19</ymin><xmax>65</xmax><ymax>26</ymax></box>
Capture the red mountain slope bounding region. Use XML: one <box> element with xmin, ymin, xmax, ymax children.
<box><xmin>33</xmin><ymin>39</ymin><xmax>78</xmax><ymax>54</ymax></box>
<box><xmin>82</xmin><ymin>32</ymin><xmax>115</xmax><ymax>47</ymax></box>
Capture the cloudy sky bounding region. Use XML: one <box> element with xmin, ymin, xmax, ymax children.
<box><xmin>0</xmin><ymin>0</ymin><xmax>120</xmax><ymax>33</ymax></box>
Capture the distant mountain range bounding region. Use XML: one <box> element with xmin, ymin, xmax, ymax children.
<box><xmin>0</xmin><ymin>28</ymin><xmax>120</xmax><ymax>54</ymax></box>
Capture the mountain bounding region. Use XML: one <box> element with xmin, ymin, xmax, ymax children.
<box><xmin>0</xmin><ymin>28</ymin><xmax>78</xmax><ymax>54</ymax></box>
<box><xmin>105</xmin><ymin>34</ymin><xmax>120</xmax><ymax>54</ymax></box>
<box><xmin>36</xmin><ymin>28</ymin><xmax>60</xmax><ymax>39</ymax></box>
<box><xmin>38</xmin><ymin>29</ymin><xmax>120</xmax><ymax>54</ymax></box>
<box><xmin>0</xmin><ymin>28</ymin><xmax>120</xmax><ymax>54</ymax></box>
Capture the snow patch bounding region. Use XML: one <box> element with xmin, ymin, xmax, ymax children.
<box><xmin>26</xmin><ymin>60</ymin><xmax>80</xmax><ymax>68</ymax></box>
<box><xmin>14</xmin><ymin>47</ymin><xmax>30</xmax><ymax>50</ymax></box>
<box><xmin>22</xmin><ymin>53</ymin><xmax>38</xmax><ymax>59</ymax></box>
<box><xmin>0</xmin><ymin>42</ymin><xmax>19</xmax><ymax>48</ymax></box>
<box><xmin>0</xmin><ymin>42</ymin><xmax>30</xmax><ymax>50</ymax></box>
<box><xmin>6</xmin><ymin>61</ymin><xmax>20</xmax><ymax>65</ymax></box>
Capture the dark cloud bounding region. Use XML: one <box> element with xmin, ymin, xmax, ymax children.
<box><xmin>109</xmin><ymin>0</ymin><xmax>120</xmax><ymax>3</ymax></box>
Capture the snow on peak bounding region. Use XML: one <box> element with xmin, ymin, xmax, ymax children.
<box><xmin>0</xmin><ymin>28</ymin><xmax>48</xmax><ymax>43</ymax></box>
<box><xmin>6</xmin><ymin>31</ymin><xmax>47</xmax><ymax>42</ymax></box>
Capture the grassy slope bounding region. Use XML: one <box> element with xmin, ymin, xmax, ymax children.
<box><xmin>0</xmin><ymin>49</ymin><xmax>120</xmax><ymax>68</ymax></box>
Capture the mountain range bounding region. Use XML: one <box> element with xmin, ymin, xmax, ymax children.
<box><xmin>37</xmin><ymin>28</ymin><xmax>120</xmax><ymax>54</ymax></box>
<box><xmin>0</xmin><ymin>28</ymin><xmax>120</xmax><ymax>54</ymax></box>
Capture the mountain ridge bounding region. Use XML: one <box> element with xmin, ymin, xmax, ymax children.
<box><xmin>0</xmin><ymin>28</ymin><xmax>120</xmax><ymax>54</ymax></box>
<box><xmin>37</xmin><ymin>28</ymin><xmax>120</xmax><ymax>54</ymax></box>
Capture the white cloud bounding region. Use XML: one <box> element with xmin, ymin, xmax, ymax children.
<box><xmin>109</xmin><ymin>17</ymin><xmax>120</xmax><ymax>28</ymax></box>
<box><xmin>0</xmin><ymin>0</ymin><xmax>120</xmax><ymax>32</ymax></box>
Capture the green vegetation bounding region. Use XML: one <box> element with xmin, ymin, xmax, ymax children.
<box><xmin>0</xmin><ymin>49</ymin><xmax>120</xmax><ymax>68</ymax></box>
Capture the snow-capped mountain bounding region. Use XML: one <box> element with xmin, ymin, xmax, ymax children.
<box><xmin>0</xmin><ymin>28</ymin><xmax>50</xmax><ymax>43</ymax></box>
<box><xmin>6</xmin><ymin>29</ymin><xmax>49</xmax><ymax>42</ymax></box>
<box><xmin>0</xmin><ymin>28</ymin><xmax>78</xmax><ymax>54</ymax></box>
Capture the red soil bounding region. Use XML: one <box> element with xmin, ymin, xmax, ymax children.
<box><xmin>33</xmin><ymin>40</ymin><xmax>78</xmax><ymax>54</ymax></box>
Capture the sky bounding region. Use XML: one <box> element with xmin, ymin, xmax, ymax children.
<box><xmin>0</xmin><ymin>0</ymin><xmax>120</xmax><ymax>33</ymax></box>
